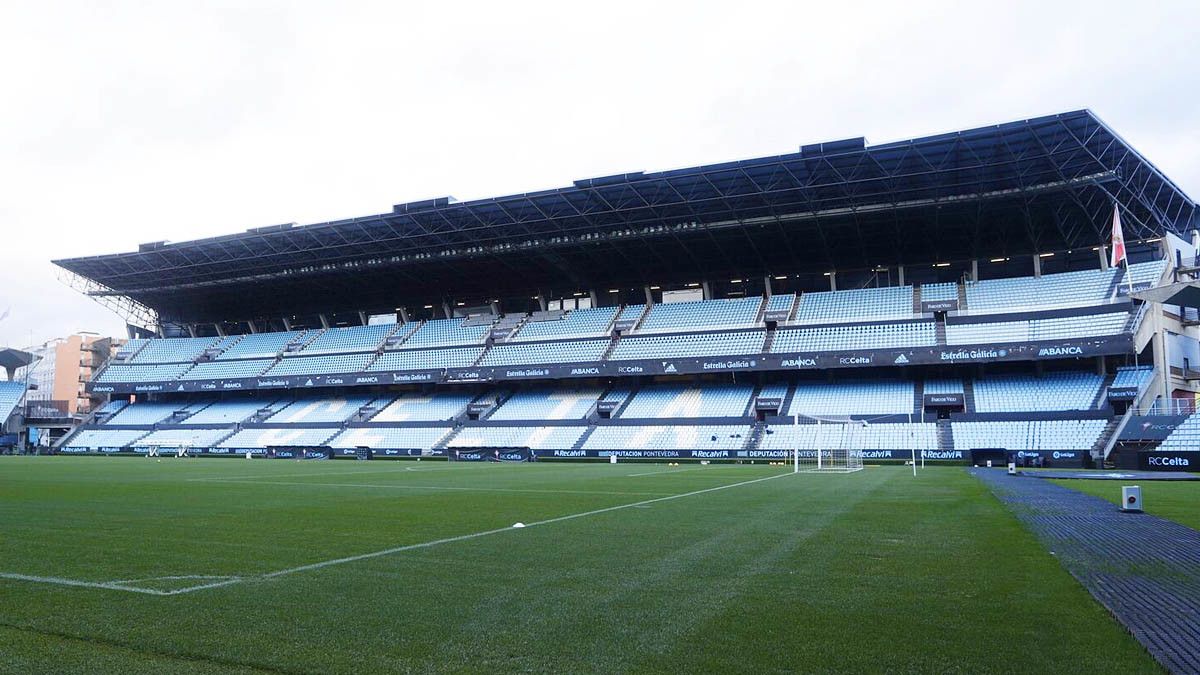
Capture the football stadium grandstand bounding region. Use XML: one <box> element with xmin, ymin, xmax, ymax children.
<box><xmin>44</xmin><ymin>110</ymin><xmax>1200</xmax><ymax>470</ymax></box>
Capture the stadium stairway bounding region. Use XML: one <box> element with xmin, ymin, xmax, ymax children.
<box><xmin>962</xmin><ymin>379</ymin><xmax>977</xmax><ymax>413</ymax></box>
<box><xmin>742</xmin><ymin>385</ymin><xmax>762</xmax><ymax>417</ymax></box>
<box><xmin>912</xmin><ymin>285</ymin><xmax>922</xmax><ymax>313</ymax></box>
<box><xmin>753</xmin><ymin>296</ymin><xmax>768</xmax><ymax>324</ymax></box>
<box><xmin>934</xmin><ymin>318</ymin><xmax>947</xmax><ymax>345</ymax></box>
<box><xmin>1090</xmin><ymin>372</ymin><xmax>1117</xmax><ymax>409</ymax></box>
<box><xmin>936</xmin><ymin>419</ymin><xmax>954</xmax><ymax>453</ymax></box>
<box><xmin>600</xmin><ymin>335</ymin><xmax>621</xmax><ymax>361</ymax></box>
<box><xmin>745</xmin><ymin>421</ymin><xmax>766</xmax><ymax>451</ymax></box>
<box><xmin>571</xmin><ymin>426</ymin><xmax>597</xmax><ymax>451</ymax></box>
<box><xmin>1091</xmin><ymin>416</ymin><xmax>1122</xmax><ymax>464</ymax></box>
<box><xmin>912</xmin><ymin>380</ymin><xmax>924</xmax><ymax>413</ymax></box>
<box><xmin>761</xmin><ymin>325</ymin><xmax>777</xmax><ymax>352</ymax></box>
<box><xmin>957</xmin><ymin>283</ymin><xmax>968</xmax><ymax>310</ymax></box>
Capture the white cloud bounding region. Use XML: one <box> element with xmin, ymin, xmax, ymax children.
<box><xmin>1</xmin><ymin>0</ymin><xmax>1197</xmax><ymax>346</ymax></box>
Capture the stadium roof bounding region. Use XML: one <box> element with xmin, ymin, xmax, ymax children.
<box><xmin>55</xmin><ymin>109</ymin><xmax>1198</xmax><ymax>326</ymax></box>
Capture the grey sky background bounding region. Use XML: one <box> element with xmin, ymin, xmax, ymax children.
<box><xmin>2</xmin><ymin>0</ymin><xmax>1197</xmax><ymax>348</ymax></box>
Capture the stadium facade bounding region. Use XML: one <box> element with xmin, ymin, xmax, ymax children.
<box><xmin>48</xmin><ymin>110</ymin><xmax>1200</xmax><ymax>469</ymax></box>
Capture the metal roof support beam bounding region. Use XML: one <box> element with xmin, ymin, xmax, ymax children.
<box><xmin>282</xmin><ymin>317</ymin><xmax>293</xmax><ymax>331</ymax></box>
<box><xmin>319</xmin><ymin>314</ymin><xmax>330</xmax><ymax>329</ymax></box>
<box><xmin>398</xmin><ymin>307</ymin><xmax>409</xmax><ymax>324</ymax></box>
<box><xmin>214</xmin><ymin>323</ymin><xmax>226</xmax><ymax>337</ymax></box>
<box><xmin>358</xmin><ymin>311</ymin><xmax>368</xmax><ymax>327</ymax></box>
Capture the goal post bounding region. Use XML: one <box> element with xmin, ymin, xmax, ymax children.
<box><xmin>792</xmin><ymin>414</ymin><xmax>866</xmax><ymax>473</ymax></box>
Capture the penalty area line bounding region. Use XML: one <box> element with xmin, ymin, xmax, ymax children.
<box><xmin>0</xmin><ymin>472</ymin><xmax>789</xmax><ymax>597</ymax></box>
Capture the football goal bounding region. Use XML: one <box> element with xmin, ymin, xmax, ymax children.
<box><xmin>791</xmin><ymin>415</ymin><xmax>866</xmax><ymax>473</ymax></box>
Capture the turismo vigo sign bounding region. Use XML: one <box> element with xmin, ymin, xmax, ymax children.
<box><xmin>86</xmin><ymin>335</ymin><xmax>1132</xmax><ymax>395</ymax></box>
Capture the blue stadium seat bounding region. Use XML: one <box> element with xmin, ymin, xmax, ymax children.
<box><xmin>610</xmin><ymin>330</ymin><xmax>765</xmax><ymax>360</ymax></box>
<box><xmin>972</xmin><ymin>372</ymin><xmax>1104</xmax><ymax>412</ymax></box>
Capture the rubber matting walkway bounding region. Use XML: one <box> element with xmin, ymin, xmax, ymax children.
<box><xmin>973</xmin><ymin>468</ymin><xmax>1200</xmax><ymax>674</ymax></box>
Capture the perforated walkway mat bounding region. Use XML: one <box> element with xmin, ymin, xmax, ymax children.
<box><xmin>973</xmin><ymin>468</ymin><xmax>1200</xmax><ymax>674</ymax></box>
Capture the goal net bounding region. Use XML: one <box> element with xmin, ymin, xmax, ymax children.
<box><xmin>791</xmin><ymin>415</ymin><xmax>866</xmax><ymax>473</ymax></box>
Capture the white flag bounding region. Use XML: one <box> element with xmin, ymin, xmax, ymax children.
<box><xmin>1110</xmin><ymin>203</ymin><xmax>1127</xmax><ymax>268</ymax></box>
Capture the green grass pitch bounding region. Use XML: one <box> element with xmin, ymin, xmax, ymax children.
<box><xmin>0</xmin><ymin>458</ymin><xmax>1159</xmax><ymax>673</ymax></box>
<box><xmin>1051</xmin><ymin>477</ymin><xmax>1200</xmax><ymax>531</ymax></box>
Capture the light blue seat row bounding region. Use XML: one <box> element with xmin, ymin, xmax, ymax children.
<box><xmin>104</xmin><ymin>400</ymin><xmax>207</xmax><ymax>425</ymax></box>
<box><xmin>181</xmin><ymin>359</ymin><xmax>275</xmax><ymax>380</ymax></box>
<box><xmin>792</xmin><ymin>286</ymin><xmax>913</xmax><ymax>324</ymax></box>
<box><xmin>216</xmin><ymin>332</ymin><xmax>304</xmax><ymax>360</ymax></box>
<box><xmin>266</xmin><ymin>354</ymin><xmax>372</xmax><ymax>376</ymax></box>
<box><xmin>302</xmin><ymin>324</ymin><xmax>399</xmax><ymax>354</ymax></box>
<box><xmin>370</xmin><ymin>391</ymin><xmax>475</xmax><ymax>421</ymax></box>
<box><xmin>771</xmin><ymin>322</ymin><xmax>935</xmax><ymax>353</ymax></box>
<box><xmin>973</xmin><ymin>372</ymin><xmax>1103</xmax><ymax>412</ymax></box>
<box><xmin>368</xmin><ymin>347</ymin><xmax>483</xmax><ymax>371</ymax></box>
<box><xmin>583</xmin><ymin>425</ymin><xmax>750</xmax><ymax>450</ymax></box>
<box><xmin>638</xmin><ymin>297</ymin><xmax>762</xmax><ymax>333</ymax></box>
<box><xmin>966</xmin><ymin>268</ymin><xmax>1117</xmax><ymax>312</ymax></box>
<box><xmin>610</xmin><ymin>330</ymin><xmax>765</xmax><ymax>360</ymax></box>
<box><xmin>512</xmin><ymin>307</ymin><xmax>618</xmax><ymax>341</ymax></box>
<box><xmin>765</xmin><ymin>293</ymin><xmax>797</xmax><ymax>314</ymax></box>
<box><xmin>480</xmin><ymin>340</ymin><xmax>610</xmax><ymax>367</ymax></box>
<box><xmin>787</xmin><ymin>381</ymin><xmax>914</xmax><ymax>416</ymax></box>
<box><xmin>946</xmin><ymin>313</ymin><xmax>1127</xmax><ymax>345</ymax></box>
<box><xmin>328</xmin><ymin>427</ymin><xmax>452</xmax><ymax>450</ymax></box>
<box><xmin>1156</xmin><ymin>413</ymin><xmax>1200</xmax><ymax>451</ymax></box>
<box><xmin>1121</xmin><ymin>259</ymin><xmax>1168</xmax><ymax>290</ymax></box>
<box><xmin>128</xmin><ymin>336</ymin><xmax>229</xmax><ymax>364</ymax></box>
<box><xmin>760</xmin><ymin>422</ymin><xmax>937</xmax><ymax>450</ymax></box>
<box><xmin>267</xmin><ymin>396</ymin><xmax>377</xmax><ymax>423</ymax></box>
<box><xmin>64</xmin><ymin>429</ymin><xmax>149</xmax><ymax>449</ymax></box>
<box><xmin>399</xmin><ymin>318</ymin><xmax>490</xmax><ymax>349</ymax></box>
<box><xmin>620</xmin><ymin>384</ymin><xmax>754</xmax><ymax>418</ymax></box>
<box><xmin>448</xmin><ymin>426</ymin><xmax>588</xmax><ymax>450</ymax></box>
<box><xmin>491</xmin><ymin>389</ymin><xmax>605</xmax><ymax>421</ymax></box>
<box><xmin>217</xmin><ymin>427</ymin><xmax>341</xmax><ymax>448</ymax></box>
<box><xmin>923</xmin><ymin>379</ymin><xmax>964</xmax><ymax>395</ymax></box>
<box><xmin>135</xmin><ymin>428</ymin><xmax>233</xmax><ymax>448</ymax></box>
<box><xmin>1111</xmin><ymin>366</ymin><xmax>1153</xmax><ymax>390</ymax></box>
<box><xmin>0</xmin><ymin>381</ymin><xmax>25</xmax><ymax>422</ymax></box>
<box><xmin>756</xmin><ymin>382</ymin><xmax>790</xmax><ymax>401</ymax></box>
<box><xmin>97</xmin><ymin>363</ymin><xmax>192</xmax><ymax>383</ymax></box>
<box><xmin>951</xmin><ymin>420</ymin><xmax>1106</xmax><ymax>450</ymax></box>
<box><xmin>920</xmin><ymin>283</ymin><xmax>958</xmax><ymax>302</ymax></box>
<box><xmin>180</xmin><ymin>400</ymin><xmax>277</xmax><ymax>425</ymax></box>
<box><xmin>616</xmin><ymin>304</ymin><xmax>647</xmax><ymax>324</ymax></box>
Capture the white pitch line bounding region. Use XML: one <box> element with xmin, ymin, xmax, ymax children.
<box><xmin>627</xmin><ymin>467</ymin><xmax>701</xmax><ymax>477</ymax></box>
<box><xmin>189</xmin><ymin>478</ymin><xmax>670</xmax><ymax>497</ymax></box>
<box><xmin>1</xmin><ymin>472</ymin><xmax>788</xmax><ymax>597</ymax></box>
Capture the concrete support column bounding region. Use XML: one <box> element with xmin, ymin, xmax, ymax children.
<box><xmin>644</xmin><ymin>286</ymin><xmax>655</xmax><ymax>306</ymax></box>
<box><xmin>701</xmin><ymin>281</ymin><xmax>712</xmax><ymax>300</ymax></box>
<box><xmin>897</xmin><ymin>266</ymin><xmax>905</xmax><ymax>287</ymax></box>
<box><xmin>247</xmin><ymin>321</ymin><xmax>258</xmax><ymax>334</ymax></box>
<box><xmin>588</xmin><ymin>290</ymin><xmax>598</xmax><ymax>307</ymax></box>
<box><xmin>282</xmin><ymin>317</ymin><xmax>293</xmax><ymax>331</ymax></box>
<box><xmin>970</xmin><ymin>260</ymin><xmax>980</xmax><ymax>283</ymax></box>
<box><xmin>358</xmin><ymin>311</ymin><xmax>368</xmax><ymax>326</ymax></box>
<box><xmin>441</xmin><ymin>303</ymin><xmax>453</xmax><ymax>320</ymax></box>
<box><xmin>185</xmin><ymin>324</ymin><xmax>197</xmax><ymax>338</ymax></box>
<box><xmin>1155</xmin><ymin>305</ymin><xmax>1171</xmax><ymax>404</ymax></box>
<box><xmin>489</xmin><ymin>300</ymin><xmax>500</xmax><ymax>316</ymax></box>
<box><xmin>398</xmin><ymin>307</ymin><xmax>409</xmax><ymax>324</ymax></box>
<box><xmin>536</xmin><ymin>292</ymin><xmax>547</xmax><ymax>312</ymax></box>
<box><xmin>1032</xmin><ymin>255</ymin><xmax>1042</xmax><ymax>278</ymax></box>
<box><xmin>1096</xmin><ymin>356</ymin><xmax>1106</xmax><ymax>376</ymax></box>
<box><xmin>763</xmin><ymin>276</ymin><xmax>773</xmax><ymax>296</ymax></box>
<box><xmin>318</xmin><ymin>314</ymin><xmax>330</xmax><ymax>329</ymax></box>
<box><xmin>828</xmin><ymin>272</ymin><xmax>837</xmax><ymax>292</ymax></box>
<box><xmin>1099</xmin><ymin>246</ymin><xmax>1110</xmax><ymax>271</ymax></box>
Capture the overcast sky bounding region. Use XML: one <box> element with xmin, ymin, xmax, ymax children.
<box><xmin>2</xmin><ymin>0</ymin><xmax>1197</xmax><ymax>348</ymax></box>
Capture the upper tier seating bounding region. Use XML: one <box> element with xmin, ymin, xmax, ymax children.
<box><xmin>757</xmin><ymin>382</ymin><xmax>791</xmax><ymax>401</ymax></box>
<box><xmin>792</xmin><ymin>286</ymin><xmax>913</xmax><ymax>324</ymax></box>
<box><xmin>1155</xmin><ymin>413</ymin><xmax>1200</xmax><ymax>451</ymax></box>
<box><xmin>965</xmin><ymin>268</ymin><xmax>1117</xmax><ymax>312</ymax></box>
<box><xmin>448</xmin><ymin>426</ymin><xmax>587</xmax><ymax>450</ymax></box>
<box><xmin>216</xmin><ymin>332</ymin><xmax>303</xmax><ymax>360</ymax></box>
<box><xmin>115</xmin><ymin>339</ymin><xmax>147</xmax><ymax>359</ymax></box>
<box><xmin>490</xmin><ymin>389</ymin><xmax>605</xmax><ymax>421</ymax></box>
<box><xmin>765</xmin><ymin>293</ymin><xmax>797</xmax><ymax>315</ymax></box>
<box><xmin>951</xmin><ymin>420</ymin><xmax>1106</xmax><ymax>450</ymax></box>
<box><xmin>217</xmin><ymin>428</ymin><xmax>340</xmax><ymax>448</ymax></box>
<box><xmin>93</xmin><ymin>400</ymin><xmax>129</xmax><ymax>417</ymax></box>
<box><xmin>367</xmin><ymin>347</ymin><xmax>484</xmax><ymax>371</ymax></box>
<box><xmin>302</xmin><ymin>324</ymin><xmax>399</xmax><ymax>354</ymax></box>
<box><xmin>610</xmin><ymin>330</ymin><xmax>766</xmax><ymax>360</ymax></box>
<box><xmin>129</xmin><ymin>336</ymin><xmax>231</xmax><ymax>364</ymax></box>
<box><xmin>400</xmin><ymin>318</ymin><xmax>489</xmax><ymax>349</ymax></box>
<box><xmin>136</xmin><ymin>428</ymin><xmax>233</xmax><ymax>448</ymax></box>
<box><xmin>760</xmin><ymin>422</ymin><xmax>937</xmax><ymax>450</ymax></box>
<box><xmin>771</xmin><ymin>322</ymin><xmax>935</xmax><ymax>353</ymax></box>
<box><xmin>180</xmin><ymin>359</ymin><xmax>275</xmax><ymax>380</ymax></box>
<box><xmin>480</xmin><ymin>339</ymin><xmax>610</xmax><ymax>367</ymax></box>
<box><xmin>268</xmin><ymin>396</ymin><xmax>376</xmax><ymax>424</ymax></box>
<box><xmin>63</xmin><ymin>429</ymin><xmax>149</xmax><ymax>449</ymax></box>
<box><xmin>945</xmin><ymin>313</ymin><xmax>1128</xmax><ymax>345</ymax></box>
<box><xmin>1111</xmin><ymin>366</ymin><xmax>1153</xmax><ymax>390</ymax></box>
<box><xmin>920</xmin><ymin>283</ymin><xmax>958</xmax><ymax>302</ymax></box>
<box><xmin>370</xmin><ymin>391</ymin><xmax>475</xmax><ymax>422</ymax></box>
<box><xmin>328</xmin><ymin>427</ymin><xmax>452</xmax><ymax>450</ymax></box>
<box><xmin>180</xmin><ymin>400</ymin><xmax>276</xmax><ymax>425</ymax></box>
<box><xmin>512</xmin><ymin>307</ymin><xmax>618</xmax><ymax>341</ymax></box>
<box><xmin>583</xmin><ymin>425</ymin><xmax>750</xmax><ymax>450</ymax></box>
<box><xmin>265</xmin><ymin>354</ymin><xmax>373</xmax><ymax>376</ymax></box>
<box><xmin>616</xmin><ymin>304</ymin><xmax>647</xmax><ymax>325</ymax></box>
<box><xmin>972</xmin><ymin>372</ymin><xmax>1103</xmax><ymax>412</ymax></box>
<box><xmin>619</xmin><ymin>384</ymin><xmax>753</xmax><ymax>418</ymax></box>
<box><xmin>787</xmin><ymin>380</ymin><xmax>914</xmax><ymax>416</ymax></box>
<box><xmin>1122</xmin><ymin>259</ymin><xmax>1168</xmax><ymax>289</ymax></box>
<box><xmin>0</xmin><ymin>381</ymin><xmax>24</xmax><ymax>422</ymax></box>
<box><xmin>104</xmin><ymin>400</ymin><xmax>207</xmax><ymax>425</ymax></box>
<box><xmin>638</xmin><ymin>297</ymin><xmax>762</xmax><ymax>333</ymax></box>
<box><xmin>96</xmin><ymin>363</ymin><xmax>192</xmax><ymax>383</ymax></box>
